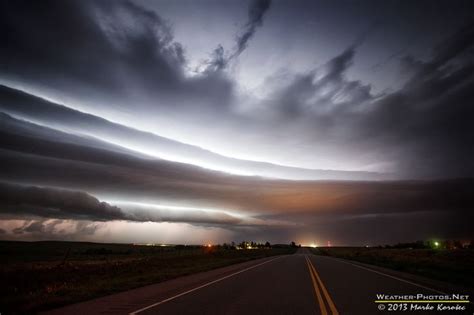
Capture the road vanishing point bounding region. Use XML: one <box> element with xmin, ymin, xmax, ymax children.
<box><xmin>43</xmin><ymin>248</ymin><xmax>472</xmax><ymax>315</ymax></box>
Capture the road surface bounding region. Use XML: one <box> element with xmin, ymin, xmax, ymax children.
<box><xmin>44</xmin><ymin>248</ymin><xmax>472</xmax><ymax>315</ymax></box>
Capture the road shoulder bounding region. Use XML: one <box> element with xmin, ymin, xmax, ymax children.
<box><xmin>41</xmin><ymin>255</ymin><xmax>288</xmax><ymax>315</ymax></box>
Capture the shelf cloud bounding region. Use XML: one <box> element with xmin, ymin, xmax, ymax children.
<box><xmin>0</xmin><ymin>0</ymin><xmax>473</xmax><ymax>244</ymax></box>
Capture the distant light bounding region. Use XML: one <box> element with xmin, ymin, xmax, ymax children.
<box><xmin>207</xmin><ymin>244</ymin><xmax>212</xmax><ymax>248</ymax></box>
<box><xmin>434</xmin><ymin>241</ymin><xmax>439</xmax><ymax>247</ymax></box>
<box><xmin>310</xmin><ymin>243</ymin><xmax>317</xmax><ymax>248</ymax></box>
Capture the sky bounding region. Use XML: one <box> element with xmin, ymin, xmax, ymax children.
<box><xmin>0</xmin><ymin>0</ymin><xmax>473</xmax><ymax>245</ymax></box>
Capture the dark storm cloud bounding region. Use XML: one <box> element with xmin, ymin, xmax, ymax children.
<box><xmin>0</xmin><ymin>0</ymin><xmax>234</xmax><ymax>114</ymax></box>
<box><xmin>0</xmin><ymin>182</ymin><xmax>261</xmax><ymax>226</ymax></box>
<box><xmin>9</xmin><ymin>219</ymin><xmax>101</xmax><ymax>240</ymax></box>
<box><xmin>22</xmin><ymin>221</ymin><xmax>47</xmax><ymax>233</ymax></box>
<box><xmin>0</xmin><ymin>126</ymin><xmax>472</xmax><ymax>218</ymax></box>
<box><xmin>0</xmin><ymin>112</ymin><xmax>472</xmax><ymax>241</ymax></box>
<box><xmin>430</xmin><ymin>21</ymin><xmax>474</xmax><ymax>68</ymax></box>
<box><xmin>0</xmin><ymin>112</ymin><xmax>415</xmax><ymax>216</ymax></box>
<box><xmin>200</xmin><ymin>0</ymin><xmax>272</xmax><ymax>72</ymax></box>
<box><xmin>230</xmin><ymin>0</ymin><xmax>272</xmax><ymax>60</ymax></box>
<box><xmin>0</xmin><ymin>182</ymin><xmax>125</xmax><ymax>221</ymax></box>
<box><xmin>0</xmin><ymin>0</ymin><xmax>473</xmax><ymax>179</ymax></box>
<box><xmin>0</xmin><ymin>0</ymin><xmax>184</xmax><ymax>93</ymax></box>
<box><xmin>0</xmin><ymin>88</ymin><xmax>387</xmax><ymax>180</ymax></box>
<box><xmin>264</xmin><ymin>22</ymin><xmax>474</xmax><ymax>178</ymax></box>
<box><xmin>355</xmin><ymin>22</ymin><xmax>474</xmax><ymax>177</ymax></box>
<box><xmin>0</xmin><ymin>102</ymin><xmax>472</xmax><ymax>218</ymax></box>
<box><xmin>12</xmin><ymin>220</ymin><xmax>67</xmax><ymax>235</ymax></box>
<box><xmin>201</xmin><ymin>45</ymin><xmax>227</xmax><ymax>73</ymax></box>
<box><xmin>1</xmin><ymin>0</ymin><xmax>474</xmax><ymax>244</ymax></box>
<box><xmin>273</xmin><ymin>46</ymin><xmax>373</xmax><ymax>117</ymax></box>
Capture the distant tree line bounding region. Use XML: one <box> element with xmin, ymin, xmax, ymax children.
<box><xmin>381</xmin><ymin>240</ymin><xmax>474</xmax><ymax>250</ymax></box>
<box><xmin>217</xmin><ymin>241</ymin><xmax>300</xmax><ymax>250</ymax></box>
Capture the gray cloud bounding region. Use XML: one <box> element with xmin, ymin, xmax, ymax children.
<box><xmin>0</xmin><ymin>182</ymin><xmax>125</xmax><ymax>222</ymax></box>
<box><xmin>0</xmin><ymin>182</ymin><xmax>289</xmax><ymax>227</ymax></box>
<box><xmin>0</xmin><ymin>0</ymin><xmax>234</xmax><ymax>117</ymax></box>
<box><xmin>272</xmin><ymin>47</ymin><xmax>373</xmax><ymax>117</ymax></box>
<box><xmin>200</xmin><ymin>0</ymin><xmax>272</xmax><ymax>72</ymax></box>
<box><xmin>0</xmin><ymin>94</ymin><xmax>388</xmax><ymax>180</ymax></box>
<box><xmin>355</xmin><ymin>22</ymin><xmax>474</xmax><ymax>177</ymax></box>
<box><xmin>1</xmin><ymin>0</ymin><xmax>472</xmax><ymax>178</ymax></box>
<box><xmin>0</xmin><ymin>130</ymin><xmax>473</xmax><ymax>242</ymax></box>
<box><xmin>7</xmin><ymin>219</ymin><xmax>102</xmax><ymax>240</ymax></box>
<box><xmin>258</xmin><ymin>22</ymin><xmax>474</xmax><ymax>178</ymax></box>
<box><xmin>0</xmin><ymin>0</ymin><xmax>184</xmax><ymax>96</ymax></box>
<box><xmin>1</xmin><ymin>136</ymin><xmax>472</xmax><ymax>216</ymax></box>
<box><xmin>22</xmin><ymin>221</ymin><xmax>47</xmax><ymax>233</ymax></box>
<box><xmin>1</xmin><ymin>0</ymin><xmax>474</xmax><ymax>244</ymax></box>
<box><xmin>229</xmin><ymin>0</ymin><xmax>272</xmax><ymax>60</ymax></box>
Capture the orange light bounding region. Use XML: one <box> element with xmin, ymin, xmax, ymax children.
<box><xmin>207</xmin><ymin>244</ymin><xmax>212</xmax><ymax>248</ymax></box>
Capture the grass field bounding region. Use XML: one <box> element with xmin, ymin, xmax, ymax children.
<box><xmin>311</xmin><ymin>247</ymin><xmax>474</xmax><ymax>288</ymax></box>
<box><xmin>0</xmin><ymin>241</ymin><xmax>296</xmax><ymax>314</ymax></box>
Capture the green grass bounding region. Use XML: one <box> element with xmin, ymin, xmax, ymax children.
<box><xmin>0</xmin><ymin>241</ymin><xmax>296</xmax><ymax>314</ymax></box>
<box><xmin>310</xmin><ymin>247</ymin><xmax>474</xmax><ymax>288</ymax></box>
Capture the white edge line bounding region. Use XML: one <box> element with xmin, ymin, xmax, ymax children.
<box><xmin>129</xmin><ymin>255</ymin><xmax>284</xmax><ymax>314</ymax></box>
<box><xmin>323</xmin><ymin>256</ymin><xmax>446</xmax><ymax>294</ymax></box>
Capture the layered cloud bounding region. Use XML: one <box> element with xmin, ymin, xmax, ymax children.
<box><xmin>0</xmin><ymin>0</ymin><xmax>473</xmax><ymax>244</ymax></box>
<box><xmin>0</xmin><ymin>182</ymin><xmax>124</xmax><ymax>221</ymax></box>
<box><xmin>1</xmin><ymin>0</ymin><xmax>473</xmax><ymax>177</ymax></box>
<box><xmin>0</xmin><ymin>87</ymin><xmax>388</xmax><ymax>180</ymax></box>
<box><xmin>0</xmin><ymin>182</ymin><xmax>293</xmax><ymax>227</ymax></box>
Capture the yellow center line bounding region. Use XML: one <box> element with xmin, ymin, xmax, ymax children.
<box><xmin>305</xmin><ymin>255</ymin><xmax>328</xmax><ymax>315</ymax></box>
<box><xmin>307</xmin><ymin>255</ymin><xmax>340</xmax><ymax>315</ymax></box>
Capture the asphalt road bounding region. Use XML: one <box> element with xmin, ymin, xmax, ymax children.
<box><xmin>44</xmin><ymin>248</ymin><xmax>472</xmax><ymax>315</ymax></box>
